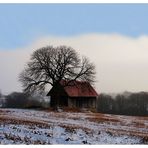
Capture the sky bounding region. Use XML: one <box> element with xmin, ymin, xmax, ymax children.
<box><xmin>0</xmin><ymin>3</ymin><xmax>148</xmax><ymax>94</ymax></box>
<box><xmin>1</xmin><ymin>4</ymin><xmax>148</xmax><ymax>49</ymax></box>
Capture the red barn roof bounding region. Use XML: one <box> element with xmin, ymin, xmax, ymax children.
<box><xmin>60</xmin><ymin>80</ymin><xmax>98</xmax><ymax>97</ymax></box>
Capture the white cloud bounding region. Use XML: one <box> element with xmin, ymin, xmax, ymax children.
<box><xmin>0</xmin><ymin>33</ymin><xmax>148</xmax><ymax>94</ymax></box>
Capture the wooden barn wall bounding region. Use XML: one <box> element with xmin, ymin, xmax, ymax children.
<box><xmin>68</xmin><ymin>97</ymin><xmax>97</xmax><ymax>108</ymax></box>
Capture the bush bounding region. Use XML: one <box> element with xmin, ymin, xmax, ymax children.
<box><xmin>97</xmin><ymin>92</ymin><xmax>148</xmax><ymax>116</ymax></box>
<box><xmin>4</xmin><ymin>92</ymin><xmax>45</xmax><ymax>109</ymax></box>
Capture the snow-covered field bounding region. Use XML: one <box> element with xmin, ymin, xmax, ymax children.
<box><xmin>0</xmin><ymin>108</ymin><xmax>147</xmax><ymax>144</ymax></box>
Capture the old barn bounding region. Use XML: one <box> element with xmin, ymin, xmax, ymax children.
<box><xmin>47</xmin><ymin>80</ymin><xmax>98</xmax><ymax>109</ymax></box>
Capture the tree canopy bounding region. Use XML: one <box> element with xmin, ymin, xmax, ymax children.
<box><xmin>19</xmin><ymin>45</ymin><xmax>96</xmax><ymax>93</ymax></box>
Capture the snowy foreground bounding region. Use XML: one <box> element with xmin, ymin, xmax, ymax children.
<box><xmin>0</xmin><ymin>108</ymin><xmax>148</xmax><ymax>144</ymax></box>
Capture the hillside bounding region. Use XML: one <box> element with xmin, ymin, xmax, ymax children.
<box><xmin>0</xmin><ymin>108</ymin><xmax>147</xmax><ymax>144</ymax></box>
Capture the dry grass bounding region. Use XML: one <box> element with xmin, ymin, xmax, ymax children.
<box><xmin>0</xmin><ymin>115</ymin><xmax>50</xmax><ymax>129</ymax></box>
<box><xmin>0</xmin><ymin>108</ymin><xmax>148</xmax><ymax>143</ymax></box>
<box><xmin>86</xmin><ymin>116</ymin><xmax>120</xmax><ymax>123</ymax></box>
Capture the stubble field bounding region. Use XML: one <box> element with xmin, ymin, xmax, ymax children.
<box><xmin>0</xmin><ymin>108</ymin><xmax>147</xmax><ymax>144</ymax></box>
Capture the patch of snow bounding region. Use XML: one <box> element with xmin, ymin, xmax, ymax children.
<box><xmin>0</xmin><ymin>108</ymin><xmax>147</xmax><ymax>144</ymax></box>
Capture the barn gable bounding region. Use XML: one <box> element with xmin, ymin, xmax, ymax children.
<box><xmin>47</xmin><ymin>83</ymin><xmax>68</xmax><ymax>97</ymax></box>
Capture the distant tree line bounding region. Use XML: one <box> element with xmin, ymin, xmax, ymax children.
<box><xmin>0</xmin><ymin>91</ymin><xmax>50</xmax><ymax>109</ymax></box>
<box><xmin>0</xmin><ymin>90</ymin><xmax>148</xmax><ymax>116</ymax></box>
<box><xmin>97</xmin><ymin>92</ymin><xmax>148</xmax><ymax>116</ymax></box>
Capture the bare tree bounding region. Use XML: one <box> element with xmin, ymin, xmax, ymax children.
<box><xmin>19</xmin><ymin>45</ymin><xmax>96</xmax><ymax>93</ymax></box>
